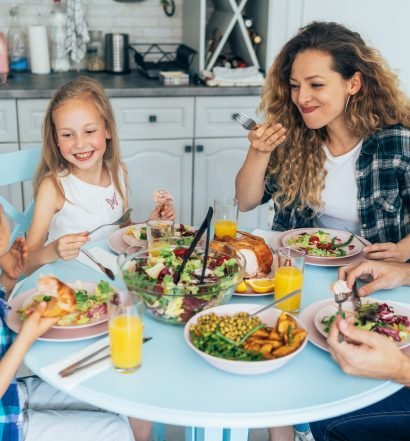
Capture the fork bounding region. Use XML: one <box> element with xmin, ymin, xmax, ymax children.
<box><xmin>233</xmin><ymin>112</ymin><xmax>257</xmax><ymax>130</ymax></box>
<box><xmin>334</xmin><ymin>291</ymin><xmax>350</xmax><ymax>342</ymax></box>
<box><xmin>89</xmin><ymin>207</ymin><xmax>133</xmax><ymax>235</ymax></box>
<box><xmin>80</xmin><ymin>248</ymin><xmax>115</xmax><ymax>281</ymax></box>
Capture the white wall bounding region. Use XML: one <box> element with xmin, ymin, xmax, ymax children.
<box><xmin>267</xmin><ymin>0</ymin><xmax>410</xmax><ymax>93</ymax></box>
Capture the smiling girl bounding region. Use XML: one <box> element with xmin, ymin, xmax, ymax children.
<box><xmin>236</xmin><ymin>21</ymin><xmax>410</xmax><ymax>263</ymax></box>
<box><xmin>26</xmin><ymin>76</ymin><xmax>174</xmax><ymax>276</ymax></box>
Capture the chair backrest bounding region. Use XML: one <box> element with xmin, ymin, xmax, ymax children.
<box><xmin>0</xmin><ymin>147</ymin><xmax>41</xmax><ymax>243</ymax></box>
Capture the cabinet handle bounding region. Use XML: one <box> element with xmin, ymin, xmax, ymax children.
<box><xmin>184</xmin><ymin>145</ymin><xmax>192</xmax><ymax>153</ymax></box>
<box><xmin>195</xmin><ymin>145</ymin><xmax>204</xmax><ymax>152</ymax></box>
<box><xmin>148</xmin><ymin>115</ymin><xmax>157</xmax><ymax>123</ymax></box>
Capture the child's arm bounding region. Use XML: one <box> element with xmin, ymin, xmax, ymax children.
<box><xmin>0</xmin><ymin>237</ymin><xmax>28</xmax><ymax>294</ymax></box>
<box><xmin>0</xmin><ymin>302</ymin><xmax>58</xmax><ymax>398</ymax></box>
<box><xmin>26</xmin><ymin>178</ymin><xmax>88</xmax><ymax>274</ymax></box>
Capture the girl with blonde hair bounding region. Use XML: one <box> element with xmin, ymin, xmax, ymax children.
<box><xmin>26</xmin><ymin>76</ymin><xmax>174</xmax><ymax>277</ymax></box>
<box><xmin>236</xmin><ymin>21</ymin><xmax>410</xmax><ymax>262</ymax></box>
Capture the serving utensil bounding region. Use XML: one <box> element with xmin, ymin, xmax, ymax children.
<box><xmin>80</xmin><ymin>249</ymin><xmax>115</xmax><ymax>281</ymax></box>
<box><xmin>58</xmin><ymin>337</ymin><xmax>152</xmax><ymax>377</ymax></box>
<box><xmin>89</xmin><ymin>207</ymin><xmax>133</xmax><ymax>235</ymax></box>
<box><xmin>233</xmin><ymin>112</ymin><xmax>257</xmax><ymax>130</ymax></box>
<box><xmin>249</xmin><ymin>289</ymin><xmax>302</xmax><ymax>317</ymax></box>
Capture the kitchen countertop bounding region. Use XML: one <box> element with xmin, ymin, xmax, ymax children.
<box><xmin>0</xmin><ymin>71</ymin><xmax>262</xmax><ymax>99</ymax></box>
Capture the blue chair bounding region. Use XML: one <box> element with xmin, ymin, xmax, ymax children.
<box><xmin>0</xmin><ymin>147</ymin><xmax>41</xmax><ymax>243</ymax></box>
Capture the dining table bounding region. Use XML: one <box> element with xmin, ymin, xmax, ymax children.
<box><xmin>15</xmin><ymin>234</ymin><xmax>410</xmax><ymax>441</ymax></box>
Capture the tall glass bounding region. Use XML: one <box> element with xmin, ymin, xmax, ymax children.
<box><xmin>146</xmin><ymin>219</ymin><xmax>175</xmax><ymax>256</ymax></box>
<box><xmin>108</xmin><ymin>292</ymin><xmax>144</xmax><ymax>373</ymax></box>
<box><xmin>213</xmin><ymin>197</ymin><xmax>239</xmax><ymax>239</ymax></box>
<box><xmin>274</xmin><ymin>247</ymin><xmax>305</xmax><ymax>313</ymax></box>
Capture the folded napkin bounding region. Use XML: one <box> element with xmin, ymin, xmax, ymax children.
<box><xmin>40</xmin><ymin>336</ymin><xmax>111</xmax><ymax>390</ymax></box>
<box><xmin>251</xmin><ymin>228</ymin><xmax>282</xmax><ymax>244</ymax></box>
<box><xmin>76</xmin><ymin>247</ymin><xmax>120</xmax><ymax>276</ymax></box>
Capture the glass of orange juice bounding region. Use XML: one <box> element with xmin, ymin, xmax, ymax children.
<box><xmin>147</xmin><ymin>219</ymin><xmax>174</xmax><ymax>256</ymax></box>
<box><xmin>108</xmin><ymin>292</ymin><xmax>144</xmax><ymax>373</ymax></box>
<box><xmin>213</xmin><ymin>197</ymin><xmax>239</xmax><ymax>239</ymax></box>
<box><xmin>274</xmin><ymin>247</ymin><xmax>305</xmax><ymax>313</ymax></box>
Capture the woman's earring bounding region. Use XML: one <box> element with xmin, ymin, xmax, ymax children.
<box><xmin>344</xmin><ymin>95</ymin><xmax>351</xmax><ymax>113</ymax></box>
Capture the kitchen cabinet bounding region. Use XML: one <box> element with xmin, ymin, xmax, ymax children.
<box><xmin>0</xmin><ymin>100</ymin><xmax>18</xmax><ymax>143</ymax></box>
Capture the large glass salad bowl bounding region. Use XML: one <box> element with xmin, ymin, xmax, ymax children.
<box><xmin>119</xmin><ymin>245</ymin><xmax>245</xmax><ymax>325</ymax></box>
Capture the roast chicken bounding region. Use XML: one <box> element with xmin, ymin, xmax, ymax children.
<box><xmin>211</xmin><ymin>231</ymin><xmax>273</xmax><ymax>277</ymax></box>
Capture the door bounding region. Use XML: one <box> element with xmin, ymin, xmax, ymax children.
<box><xmin>193</xmin><ymin>137</ymin><xmax>269</xmax><ymax>229</ymax></box>
<box><xmin>121</xmin><ymin>139</ymin><xmax>193</xmax><ymax>224</ymax></box>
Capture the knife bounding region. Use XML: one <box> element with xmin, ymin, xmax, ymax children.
<box><xmin>58</xmin><ymin>337</ymin><xmax>152</xmax><ymax>378</ymax></box>
<box><xmin>350</xmin><ymin>282</ymin><xmax>362</xmax><ymax>311</ymax></box>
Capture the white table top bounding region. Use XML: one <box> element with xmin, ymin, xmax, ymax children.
<box><xmin>19</xmin><ymin>239</ymin><xmax>409</xmax><ymax>429</ymax></box>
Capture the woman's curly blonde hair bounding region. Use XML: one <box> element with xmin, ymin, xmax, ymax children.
<box><xmin>34</xmin><ymin>76</ymin><xmax>128</xmax><ymax>204</ymax></box>
<box><xmin>260</xmin><ymin>21</ymin><xmax>410</xmax><ymax>213</ymax></box>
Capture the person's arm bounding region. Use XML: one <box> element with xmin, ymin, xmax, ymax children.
<box><xmin>0</xmin><ymin>302</ymin><xmax>58</xmax><ymax>398</ymax></box>
<box><xmin>327</xmin><ymin>317</ymin><xmax>410</xmax><ymax>386</ymax></box>
<box><xmin>235</xmin><ymin>123</ymin><xmax>286</xmax><ymax>212</ymax></box>
<box><xmin>25</xmin><ymin>178</ymin><xmax>88</xmax><ymax>274</ymax></box>
<box><xmin>339</xmin><ymin>260</ymin><xmax>410</xmax><ymax>296</ymax></box>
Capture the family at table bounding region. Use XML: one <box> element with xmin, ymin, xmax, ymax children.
<box><xmin>1</xmin><ymin>20</ymin><xmax>410</xmax><ymax>441</ymax></box>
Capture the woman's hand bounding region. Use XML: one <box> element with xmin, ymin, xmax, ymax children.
<box><xmin>149</xmin><ymin>203</ymin><xmax>176</xmax><ymax>220</ymax></box>
<box><xmin>54</xmin><ymin>232</ymin><xmax>89</xmax><ymax>260</ymax></box>
<box><xmin>248</xmin><ymin>123</ymin><xmax>286</xmax><ymax>154</ymax></box>
<box><xmin>339</xmin><ymin>260</ymin><xmax>410</xmax><ymax>296</ymax></box>
<box><xmin>327</xmin><ymin>316</ymin><xmax>410</xmax><ymax>384</ymax></box>
<box><xmin>19</xmin><ymin>302</ymin><xmax>59</xmax><ymax>345</ymax></box>
<box><xmin>363</xmin><ymin>241</ymin><xmax>408</xmax><ymax>262</ymax></box>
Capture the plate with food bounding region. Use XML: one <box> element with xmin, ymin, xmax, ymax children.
<box><xmin>281</xmin><ymin>228</ymin><xmax>364</xmax><ymax>259</ymax></box>
<box><xmin>8</xmin><ymin>276</ymin><xmax>115</xmax><ymax>334</ymax></box>
<box><xmin>270</xmin><ymin>228</ymin><xmax>370</xmax><ymax>267</ymax></box>
<box><xmin>234</xmin><ymin>278</ymin><xmax>275</xmax><ymax>297</ymax></box>
<box><xmin>184</xmin><ymin>303</ymin><xmax>308</xmax><ymax>375</ymax></box>
<box><xmin>315</xmin><ymin>299</ymin><xmax>410</xmax><ymax>348</ymax></box>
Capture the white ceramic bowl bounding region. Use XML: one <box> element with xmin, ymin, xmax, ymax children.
<box><xmin>184</xmin><ymin>303</ymin><xmax>308</xmax><ymax>375</ymax></box>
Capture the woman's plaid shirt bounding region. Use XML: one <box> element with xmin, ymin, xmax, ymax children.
<box><xmin>263</xmin><ymin>124</ymin><xmax>410</xmax><ymax>244</ymax></box>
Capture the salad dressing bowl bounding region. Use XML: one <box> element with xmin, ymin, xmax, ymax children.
<box><xmin>119</xmin><ymin>245</ymin><xmax>245</xmax><ymax>325</ymax></box>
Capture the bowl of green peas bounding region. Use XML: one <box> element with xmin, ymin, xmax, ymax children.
<box><xmin>184</xmin><ymin>303</ymin><xmax>308</xmax><ymax>375</ymax></box>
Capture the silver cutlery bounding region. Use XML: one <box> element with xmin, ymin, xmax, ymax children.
<box><xmin>89</xmin><ymin>207</ymin><xmax>133</xmax><ymax>236</ymax></box>
<box><xmin>80</xmin><ymin>248</ymin><xmax>115</xmax><ymax>281</ymax></box>
<box><xmin>233</xmin><ymin>112</ymin><xmax>257</xmax><ymax>130</ymax></box>
<box><xmin>334</xmin><ymin>290</ymin><xmax>351</xmax><ymax>342</ymax></box>
<box><xmin>344</xmin><ymin>227</ymin><xmax>368</xmax><ymax>247</ymax></box>
<box><xmin>351</xmin><ymin>281</ymin><xmax>362</xmax><ymax>310</ymax></box>
<box><xmin>249</xmin><ymin>288</ymin><xmax>302</xmax><ymax>317</ymax></box>
<box><xmin>59</xmin><ymin>337</ymin><xmax>152</xmax><ymax>377</ymax></box>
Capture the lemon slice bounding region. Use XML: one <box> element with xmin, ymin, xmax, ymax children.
<box><xmin>235</xmin><ymin>280</ymin><xmax>248</xmax><ymax>293</ymax></box>
<box><xmin>246</xmin><ymin>278</ymin><xmax>275</xmax><ymax>294</ymax></box>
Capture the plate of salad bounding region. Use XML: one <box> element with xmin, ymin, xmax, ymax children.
<box><xmin>314</xmin><ymin>299</ymin><xmax>410</xmax><ymax>348</ymax></box>
<box><xmin>281</xmin><ymin>228</ymin><xmax>364</xmax><ymax>259</ymax></box>
<box><xmin>120</xmin><ymin>245</ymin><xmax>245</xmax><ymax>325</ymax></box>
<box><xmin>15</xmin><ymin>280</ymin><xmax>115</xmax><ymax>329</ymax></box>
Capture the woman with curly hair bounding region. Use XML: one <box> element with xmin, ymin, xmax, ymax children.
<box><xmin>236</xmin><ymin>21</ymin><xmax>410</xmax><ymax>263</ymax></box>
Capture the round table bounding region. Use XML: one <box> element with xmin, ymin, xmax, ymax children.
<box><xmin>19</xmin><ymin>242</ymin><xmax>409</xmax><ymax>441</ymax></box>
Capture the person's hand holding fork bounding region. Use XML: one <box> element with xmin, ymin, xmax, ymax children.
<box><xmin>248</xmin><ymin>122</ymin><xmax>287</xmax><ymax>155</ymax></box>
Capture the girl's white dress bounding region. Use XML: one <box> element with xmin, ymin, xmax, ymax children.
<box><xmin>47</xmin><ymin>172</ymin><xmax>125</xmax><ymax>242</ymax></box>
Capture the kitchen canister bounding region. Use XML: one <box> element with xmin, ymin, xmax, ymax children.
<box><xmin>105</xmin><ymin>33</ymin><xmax>130</xmax><ymax>73</ymax></box>
<box><xmin>28</xmin><ymin>25</ymin><xmax>51</xmax><ymax>74</ymax></box>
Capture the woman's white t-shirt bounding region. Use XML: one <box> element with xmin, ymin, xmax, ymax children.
<box><xmin>316</xmin><ymin>140</ymin><xmax>362</xmax><ymax>234</ymax></box>
<box><xmin>47</xmin><ymin>171</ymin><xmax>125</xmax><ymax>242</ymax></box>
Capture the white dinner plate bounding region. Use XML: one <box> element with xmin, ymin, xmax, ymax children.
<box><xmin>270</xmin><ymin>229</ymin><xmax>370</xmax><ymax>267</ymax></box>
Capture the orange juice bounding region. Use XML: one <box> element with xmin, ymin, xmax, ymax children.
<box><xmin>214</xmin><ymin>219</ymin><xmax>237</xmax><ymax>239</ymax></box>
<box><xmin>274</xmin><ymin>266</ymin><xmax>304</xmax><ymax>312</ymax></box>
<box><xmin>109</xmin><ymin>314</ymin><xmax>143</xmax><ymax>372</ymax></box>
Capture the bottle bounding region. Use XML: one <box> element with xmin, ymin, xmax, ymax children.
<box><xmin>0</xmin><ymin>32</ymin><xmax>9</xmax><ymax>85</ymax></box>
<box><xmin>86</xmin><ymin>30</ymin><xmax>105</xmax><ymax>72</ymax></box>
<box><xmin>49</xmin><ymin>0</ymin><xmax>69</xmax><ymax>72</ymax></box>
<box><xmin>7</xmin><ymin>5</ymin><xmax>28</xmax><ymax>72</ymax></box>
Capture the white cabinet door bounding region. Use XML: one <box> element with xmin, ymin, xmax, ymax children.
<box><xmin>17</xmin><ymin>100</ymin><xmax>49</xmax><ymax>142</ymax></box>
<box><xmin>121</xmin><ymin>140</ymin><xmax>193</xmax><ymax>224</ymax></box>
<box><xmin>0</xmin><ymin>100</ymin><xmax>18</xmax><ymax>143</ymax></box>
<box><xmin>193</xmin><ymin>138</ymin><xmax>269</xmax><ymax>229</ymax></box>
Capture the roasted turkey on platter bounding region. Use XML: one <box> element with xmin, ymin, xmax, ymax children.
<box><xmin>211</xmin><ymin>231</ymin><xmax>273</xmax><ymax>278</ymax></box>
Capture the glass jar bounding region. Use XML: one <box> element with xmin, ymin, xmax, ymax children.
<box><xmin>86</xmin><ymin>30</ymin><xmax>105</xmax><ymax>72</ymax></box>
